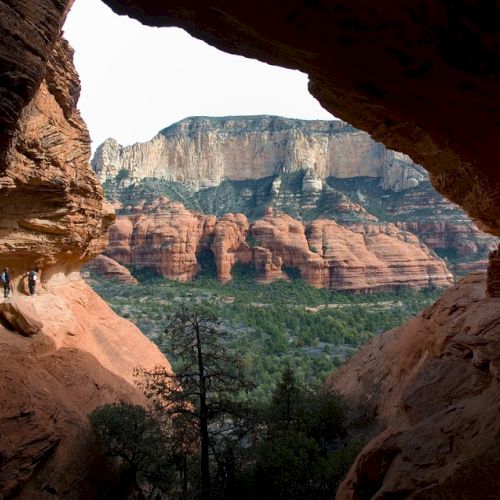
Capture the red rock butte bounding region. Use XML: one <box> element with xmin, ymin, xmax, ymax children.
<box><xmin>104</xmin><ymin>197</ymin><xmax>454</xmax><ymax>292</ymax></box>
<box><xmin>0</xmin><ymin>0</ymin><xmax>499</xmax><ymax>498</ymax></box>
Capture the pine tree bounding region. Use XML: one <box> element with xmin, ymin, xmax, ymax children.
<box><xmin>136</xmin><ymin>305</ymin><xmax>253</xmax><ymax>500</ymax></box>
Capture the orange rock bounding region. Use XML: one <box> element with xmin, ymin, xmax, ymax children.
<box><xmin>84</xmin><ymin>255</ymin><xmax>138</xmax><ymax>285</ymax></box>
<box><xmin>127</xmin><ymin>197</ymin><xmax>216</xmax><ymax>281</ymax></box>
<box><xmin>107</xmin><ymin>217</ymin><xmax>134</xmax><ymax>264</ymax></box>
<box><xmin>250</xmin><ymin>213</ymin><xmax>453</xmax><ymax>291</ymax></box>
<box><xmin>328</xmin><ymin>272</ymin><xmax>500</xmax><ymax>498</ymax></box>
<box><xmin>0</xmin><ymin>38</ymin><xmax>114</xmax><ymax>278</ymax></box>
<box><xmin>211</xmin><ymin>213</ymin><xmax>250</xmax><ymax>283</ymax></box>
<box><xmin>0</xmin><ymin>277</ymin><xmax>170</xmax><ymax>498</ymax></box>
<box><xmin>0</xmin><ymin>26</ymin><xmax>170</xmax><ymax>498</ymax></box>
<box><xmin>107</xmin><ymin>206</ymin><xmax>453</xmax><ymax>291</ymax></box>
<box><xmin>253</xmin><ymin>246</ymin><xmax>286</xmax><ymax>283</ymax></box>
<box><xmin>0</xmin><ymin>299</ymin><xmax>44</xmax><ymax>337</ymax></box>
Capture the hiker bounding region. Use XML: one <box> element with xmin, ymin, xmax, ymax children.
<box><xmin>0</xmin><ymin>268</ymin><xmax>13</xmax><ymax>299</ymax></box>
<box><xmin>27</xmin><ymin>267</ymin><xmax>40</xmax><ymax>296</ymax></box>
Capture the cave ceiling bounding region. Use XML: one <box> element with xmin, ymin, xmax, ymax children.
<box><xmin>1</xmin><ymin>0</ymin><xmax>499</xmax><ymax>235</ymax></box>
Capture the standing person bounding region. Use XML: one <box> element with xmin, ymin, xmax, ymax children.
<box><xmin>27</xmin><ymin>267</ymin><xmax>40</xmax><ymax>296</ymax></box>
<box><xmin>1</xmin><ymin>268</ymin><xmax>13</xmax><ymax>299</ymax></box>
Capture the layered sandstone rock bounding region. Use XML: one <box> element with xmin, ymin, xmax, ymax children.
<box><xmin>0</xmin><ymin>36</ymin><xmax>114</xmax><ymax>278</ymax></box>
<box><xmin>0</xmin><ymin>8</ymin><xmax>171</xmax><ymax>497</ymax></box>
<box><xmin>105</xmin><ymin>201</ymin><xmax>453</xmax><ymax>292</ymax></box>
<box><xmin>84</xmin><ymin>254</ymin><xmax>138</xmax><ymax>285</ymax></box>
<box><xmin>250</xmin><ymin>213</ymin><xmax>453</xmax><ymax>291</ymax></box>
<box><xmin>107</xmin><ymin>197</ymin><xmax>217</xmax><ymax>281</ymax></box>
<box><xmin>211</xmin><ymin>213</ymin><xmax>251</xmax><ymax>283</ymax></box>
<box><xmin>396</xmin><ymin>221</ymin><xmax>498</xmax><ymax>259</ymax></box>
<box><xmin>0</xmin><ymin>276</ymin><xmax>170</xmax><ymax>498</ymax></box>
<box><xmin>92</xmin><ymin>117</ymin><xmax>425</xmax><ymax>192</ymax></box>
<box><xmin>0</xmin><ymin>0</ymin><xmax>72</xmax><ymax>152</ymax></box>
<box><xmin>328</xmin><ymin>272</ymin><xmax>500</xmax><ymax>498</ymax></box>
<box><xmin>107</xmin><ymin>216</ymin><xmax>134</xmax><ymax>264</ymax></box>
<box><xmin>451</xmin><ymin>259</ymin><xmax>488</xmax><ymax>276</ymax></box>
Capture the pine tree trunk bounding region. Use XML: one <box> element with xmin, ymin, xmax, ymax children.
<box><xmin>196</xmin><ymin>322</ymin><xmax>211</xmax><ymax>500</ymax></box>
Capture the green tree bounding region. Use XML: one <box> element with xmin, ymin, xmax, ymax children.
<box><xmin>89</xmin><ymin>403</ymin><xmax>173</xmax><ymax>499</ymax></box>
<box><xmin>136</xmin><ymin>305</ymin><xmax>254</xmax><ymax>500</ymax></box>
<box><xmin>244</xmin><ymin>367</ymin><xmax>359</xmax><ymax>500</ymax></box>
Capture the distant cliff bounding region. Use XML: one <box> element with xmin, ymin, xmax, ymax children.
<box><xmin>104</xmin><ymin>197</ymin><xmax>454</xmax><ymax>292</ymax></box>
<box><xmin>92</xmin><ymin>116</ymin><xmax>426</xmax><ymax>192</ymax></box>
<box><xmin>92</xmin><ymin>117</ymin><xmax>498</xmax><ymax>275</ymax></box>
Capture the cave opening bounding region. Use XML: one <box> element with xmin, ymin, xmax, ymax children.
<box><xmin>64</xmin><ymin>0</ymin><xmax>334</xmax><ymax>152</ymax></box>
<box><xmin>1</xmin><ymin>0</ymin><xmax>499</xmax><ymax>498</ymax></box>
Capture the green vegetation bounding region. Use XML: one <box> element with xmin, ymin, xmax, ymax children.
<box><xmin>91</xmin><ymin>329</ymin><xmax>373</xmax><ymax>499</ymax></box>
<box><xmin>137</xmin><ymin>306</ymin><xmax>255</xmax><ymax>500</ymax></box>
<box><xmin>88</xmin><ymin>271</ymin><xmax>441</xmax><ymax>397</ymax></box>
<box><xmin>90</xmin><ymin>403</ymin><xmax>174</xmax><ymax>499</ymax></box>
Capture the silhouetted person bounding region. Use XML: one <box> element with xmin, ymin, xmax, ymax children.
<box><xmin>0</xmin><ymin>268</ymin><xmax>13</xmax><ymax>299</ymax></box>
<box><xmin>27</xmin><ymin>267</ymin><xmax>40</xmax><ymax>296</ymax></box>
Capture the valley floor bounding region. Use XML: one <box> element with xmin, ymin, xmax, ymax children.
<box><xmin>86</xmin><ymin>271</ymin><xmax>441</xmax><ymax>395</ymax></box>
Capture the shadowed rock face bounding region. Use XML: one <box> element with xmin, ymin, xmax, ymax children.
<box><xmin>328</xmin><ymin>272</ymin><xmax>500</xmax><ymax>498</ymax></box>
<box><xmin>100</xmin><ymin>0</ymin><xmax>500</xmax><ymax>237</ymax></box>
<box><xmin>0</xmin><ymin>0</ymin><xmax>72</xmax><ymax>152</ymax></box>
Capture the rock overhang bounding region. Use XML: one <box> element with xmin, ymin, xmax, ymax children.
<box><xmin>98</xmin><ymin>0</ymin><xmax>500</xmax><ymax>236</ymax></box>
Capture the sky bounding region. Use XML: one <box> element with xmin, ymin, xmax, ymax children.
<box><xmin>63</xmin><ymin>0</ymin><xmax>335</xmax><ymax>152</ymax></box>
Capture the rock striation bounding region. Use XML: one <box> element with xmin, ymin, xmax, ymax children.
<box><xmin>84</xmin><ymin>254</ymin><xmax>138</xmax><ymax>285</ymax></box>
<box><xmin>93</xmin><ymin>117</ymin><xmax>426</xmax><ymax>192</ymax></box>
<box><xmin>0</xmin><ymin>7</ymin><xmax>171</xmax><ymax>497</ymax></box>
<box><xmin>0</xmin><ymin>36</ymin><xmax>114</xmax><ymax>278</ymax></box>
<box><xmin>328</xmin><ymin>272</ymin><xmax>500</xmax><ymax>498</ymax></box>
<box><xmin>211</xmin><ymin>213</ymin><xmax>251</xmax><ymax>283</ymax></box>
<box><xmin>396</xmin><ymin>221</ymin><xmax>497</xmax><ymax>259</ymax></box>
<box><xmin>105</xmin><ymin>199</ymin><xmax>453</xmax><ymax>292</ymax></box>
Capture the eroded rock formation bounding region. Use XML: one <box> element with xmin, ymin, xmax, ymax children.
<box><xmin>84</xmin><ymin>254</ymin><xmax>138</xmax><ymax>285</ymax></box>
<box><xmin>328</xmin><ymin>272</ymin><xmax>500</xmax><ymax>498</ymax></box>
<box><xmin>0</xmin><ymin>277</ymin><xmax>169</xmax><ymax>498</ymax></box>
<box><xmin>211</xmin><ymin>213</ymin><xmax>251</xmax><ymax>283</ymax></box>
<box><xmin>0</xmin><ymin>35</ymin><xmax>114</xmax><ymax>277</ymax></box>
<box><xmin>0</xmin><ymin>4</ymin><xmax>171</xmax><ymax>496</ymax></box>
<box><xmin>100</xmin><ymin>0</ymin><xmax>500</xmax><ymax>239</ymax></box>
<box><xmin>106</xmin><ymin>199</ymin><xmax>453</xmax><ymax>292</ymax></box>
<box><xmin>1</xmin><ymin>0</ymin><xmax>500</xmax><ymax>497</ymax></box>
<box><xmin>94</xmin><ymin>118</ymin><xmax>498</xmax><ymax>268</ymax></box>
<box><xmin>93</xmin><ymin>117</ymin><xmax>424</xmax><ymax>192</ymax></box>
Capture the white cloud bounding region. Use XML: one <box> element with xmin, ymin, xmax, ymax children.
<box><xmin>64</xmin><ymin>0</ymin><xmax>335</xmax><ymax>151</ymax></box>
